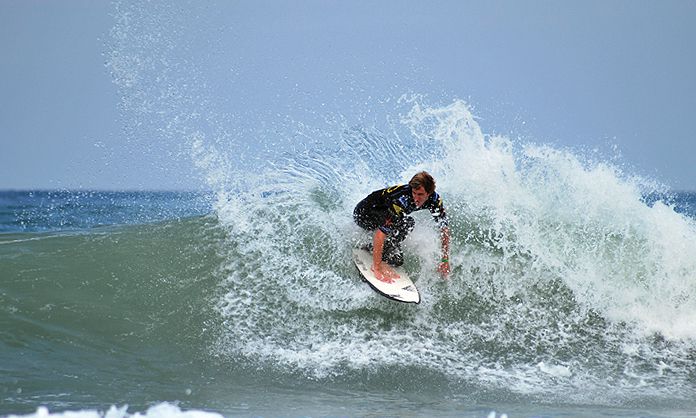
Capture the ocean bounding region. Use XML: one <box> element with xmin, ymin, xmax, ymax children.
<box><xmin>2</xmin><ymin>115</ymin><xmax>696</xmax><ymax>417</ymax></box>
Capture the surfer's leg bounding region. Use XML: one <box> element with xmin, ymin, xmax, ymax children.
<box><xmin>392</xmin><ymin>216</ymin><xmax>415</xmax><ymax>241</ymax></box>
<box><xmin>382</xmin><ymin>216</ymin><xmax>414</xmax><ymax>266</ymax></box>
<box><xmin>382</xmin><ymin>238</ymin><xmax>403</xmax><ymax>266</ymax></box>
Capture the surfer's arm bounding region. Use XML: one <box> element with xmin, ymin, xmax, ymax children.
<box><xmin>372</xmin><ymin>229</ymin><xmax>387</xmax><ymax>271</ymax></box>
<box><xmin>370</xmin><ymin>229</ymin><xmax>400</xmax><ymax>282</ymax></box>
<box><xmin>428</xmin><ymin>197</ymin><xmax>450</xmax><ymax>277</ymax></box>
<box><xmin>438</xmin><ymin>226</ymin><xmax>451</xmax><ymax>278</ymax></box>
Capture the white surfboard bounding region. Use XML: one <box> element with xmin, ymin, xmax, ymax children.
<box><xmin>352</xmin><ymin>248</ymin><xmax>420</xmax><ymax>304</ymax></box>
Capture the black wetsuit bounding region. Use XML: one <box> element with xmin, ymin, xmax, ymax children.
<box><xmin>353</xmin><ymin>184</ymin><xmax>448</xmax><ymax>265</ymax></box>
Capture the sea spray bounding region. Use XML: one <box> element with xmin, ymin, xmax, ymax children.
<box><xmin>400</xmin><ymin>99</ymin><xmax>696</xmax><ymax>339</ymax></box>
<box><xmin>102</xmin><ymin>1</ymin><xmax>696</xmax><ymax>406</ymax></box>
<box><xmin>181</xmin><ymin>97</ymin><xmax>696</xmax><ymax>405</ymax></box>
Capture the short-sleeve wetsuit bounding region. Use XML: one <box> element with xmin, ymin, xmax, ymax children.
<box><xmin>353</xmin><ymin>184</ymin><xmax>448</xmax><ymax>244</ymax></box>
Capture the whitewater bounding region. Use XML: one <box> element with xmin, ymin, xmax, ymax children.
<box><xmin>3</xmin><ymin>1</ymin><xmax>696</xmax><ymax>417</ymax></box>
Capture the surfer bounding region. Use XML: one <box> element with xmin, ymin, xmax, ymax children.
<box><xmin>353</xmin><ymin>171</ymin><xmax>450</xmax><ymax>282</ymax></box>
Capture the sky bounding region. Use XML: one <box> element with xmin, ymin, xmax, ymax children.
<box><xmin>1</xmin><ymin>0</ymin><xmax>695</xmax><ymax>191</ymax></box>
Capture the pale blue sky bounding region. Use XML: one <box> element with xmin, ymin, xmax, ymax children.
<box><xmin>1</xmin><ymin>0</ymin><xmax>695</xmax><ymax>190</ymax></box>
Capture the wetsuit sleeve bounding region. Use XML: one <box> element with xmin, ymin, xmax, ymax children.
<box><xmin>377</xmin><ymin>185</ymin><xmax>406</xmax><ymax>236</ymax></box>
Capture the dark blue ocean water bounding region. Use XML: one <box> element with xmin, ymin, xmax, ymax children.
<box><xmin>0</xmin><ymin>191</ymin><xmax>212</xmax><ymax>233</ymax></box>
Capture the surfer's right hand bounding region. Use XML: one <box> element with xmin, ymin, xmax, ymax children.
<box><xmin>371</xmin><ymin>264</ymin><xmax>399</xmax><ymax>283</ymax></box>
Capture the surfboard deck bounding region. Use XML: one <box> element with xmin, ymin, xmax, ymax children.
<box><xmin>352</xmin><ymin>248</ymin><xmax>420</xmax><ymax>304</ymax></box>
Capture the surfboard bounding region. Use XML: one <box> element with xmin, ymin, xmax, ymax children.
<box><xmin>352</xmin><ymin>248</ymin><xmax>420</xmax><ymax>304</ymax></box>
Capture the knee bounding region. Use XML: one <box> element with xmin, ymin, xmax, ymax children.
<box><xmin>403</xmin><ymin>216</ymin><xmax>415</xmax><ymax>231</ymax></box>
<box><xmin>391</xmin><ymin>216</ymin><xmax>414</xmax><ymax>241</ymax></box>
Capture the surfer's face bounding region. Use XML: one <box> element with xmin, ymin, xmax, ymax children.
<box><xmin>412</xmin><ymin>186</ymin><xmax>430</xmax><ymax>208</ymax></box>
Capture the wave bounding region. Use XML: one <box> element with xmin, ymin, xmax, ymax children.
<box><xmin>183</xmin><ymin>99</ymin><xmax>696</xmax><ymax>406</ymax></box>
<box><xmin>5</xmin><ymin>106</ymin><xmax>696</xmax><ymax>409</ymax></box>
<box><xmin>0</xmin><ymin>216</ymin><xmax>228</xmax><ymax>410</ymax></box>
<box><xmin>93</xmin><ymin>1</ymin><xmax>696</xmax><ymax>407</ymax></box>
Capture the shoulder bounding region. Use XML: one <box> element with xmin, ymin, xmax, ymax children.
<box><xmin>426</xmin><ymin>191</ymin><xmax>446</xmax><ymax>212</ymax></box>
<box><xmin>381</xmin><ymin>184</ymin><xmax>409</xmax><ymax>197</ymax></box>
<box><xmin>429</xmin><ymin>191</ymin><xmax>443</xmax><ymax>205</ymax></box>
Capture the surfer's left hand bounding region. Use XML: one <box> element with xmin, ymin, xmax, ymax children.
<box><xmin>437</xmin><ymin>260</ymin><xmax>450</xmax><ymax>278</ymax></box>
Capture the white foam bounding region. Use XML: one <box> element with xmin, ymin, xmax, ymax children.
<box><xmin>538</xmin><ymin>361</ymin><xmax>572</xmax><ymax>377</ymax></box>
<box><xmin>7</xmin><ymin>403</ymin><xmax>223</xmax><ymax>418</ymax></box>
<box><xmin>406</xmin><ymin>100</ymin><xmax>696</xmax><ymax>340</ymax></box>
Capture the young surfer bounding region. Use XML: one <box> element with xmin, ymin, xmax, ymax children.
<box><xmin>353</xmin><ymin>171</ymin><xmax>450</xmax><ymax>283</ymax></box>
